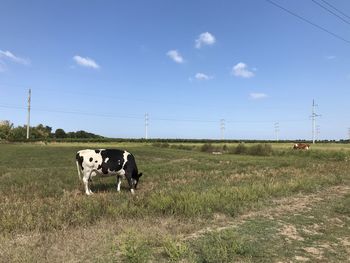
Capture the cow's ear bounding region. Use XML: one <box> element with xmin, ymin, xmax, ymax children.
<box><xmin>138</xmin><ymin>173</ymin><xmax>143</xmax><ymax>178</ymax></box>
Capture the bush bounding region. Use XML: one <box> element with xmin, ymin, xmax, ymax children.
<box><xmin>248</xmin><ymin>144</ymin><xmax>273</xmax><ymax>156</ymax></box>
<box><xmin>233</xmin><ymin>143</ymin><xmax>247</xmax><ymax>154</ymax></box>
<box><xmin>200</xmin><ymin>143</ymin><xmax>216</xmax><ymax>153</ymax></box>
<box><xmin>171</xmin><ymin>144</ymin><xmax>194</xmax><ymax>151</ymax></box>
<box><xmin>152</xmin><ymin>142</ymin><xmax>170</xmax><ymax>148</ymax></box>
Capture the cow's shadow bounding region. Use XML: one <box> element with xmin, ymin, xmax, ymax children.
<box><xmin>90</xmin><ymin>183</ymin><xmax>116</xmax><ymax>193</ymax></box>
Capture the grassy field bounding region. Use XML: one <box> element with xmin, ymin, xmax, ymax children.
<box><xmin>0</xmin><ymin>142</ymin><xmax>350</xmax><ymax>262</ymax></box>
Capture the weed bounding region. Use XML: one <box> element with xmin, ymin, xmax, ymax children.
<box><xmin>191</xmin><ymin>229</ymin><xmax>256</xmax><ymax>262</ymax></box>
<box><xmin>163</xmin><ymin>237</ymin><xmax>189</xmax><ymax>262</ymax></box>
<box><xmin>120</xmin><ymin>232</ymin><xmax>152</xmax><ymax>263</ymax></box>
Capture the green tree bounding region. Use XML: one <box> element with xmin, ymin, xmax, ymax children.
<box><xmin>0</xmin><ymin>120</ymin><xmax>13</xmax><ymax>140</ymax></box>
<box><xmin>8</xmin><ymin>126</ymin><xmax>27</xmax><ymax>141</ymax></box>
<box><xmin>55</xmin><ymin>128</ymin><xmax>66</xmax><ymax>138</ymax></box>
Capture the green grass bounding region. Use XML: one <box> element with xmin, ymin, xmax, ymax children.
<box><xmin>0</xmin><ymin>142</ymin><xmax>349</xmax><ymax>262</ymax></box>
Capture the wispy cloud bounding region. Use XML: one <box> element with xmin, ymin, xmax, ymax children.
<box><xmin>73</xmin><ymin>55</ymin><xmax>100</xmax><ymax>69</ymax></box>
<box><xmin>250</xmin><ymin>92</ymin><xmax>268</xmax><ymax>100</ymax></box>
<box><xmin>232</xmin><ymin>62</ymin><xmax>255</xmax><ymax>78</ymax></box>
<box><xmin>0</xmin><ymin>50</ymin><xmax>30</xmax><ymax>72</ymax></box>
<box><xmin>325</xmin><ymin>55</ymin><xmax>336</xmax><ymax>60</ymax></box>
<box><xmin>195</xmin><ymin>32</ymin><xmax>216</xmax><ymax>49</ymax></box>
<box><xmin>166</xmin><ymin>50</ymin><xmax>184</xmax><ymax>63</ymax></box>
<box><xmin>195</xmin><ymin>72</ymin><xmax>213</xmax><ymax>80</ymax></box>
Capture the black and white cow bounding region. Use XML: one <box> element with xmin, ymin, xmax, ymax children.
<box><xmin>76</xmin><ymin>149</ymin><xmax>142</xmax><ymax>195</ymax></box>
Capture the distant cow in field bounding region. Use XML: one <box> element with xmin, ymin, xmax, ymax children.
<box><xmin>76</xmin><ymin>149</ymin><xmax>142</xmax><ymax>195</ymax></box>
<box><xmin>293</xmin><ymin>143</ymin><xmax>310</xmax><ymax>150</ymax></box>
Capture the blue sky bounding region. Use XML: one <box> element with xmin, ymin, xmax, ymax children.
<box><xmin>0</xmin><ymin>0</ymin><xmax>349</xmax><ymax>140</ymax></box>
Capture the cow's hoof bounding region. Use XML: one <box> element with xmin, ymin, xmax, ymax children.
<box><xmin>130</xmin><ymin>189</ymin><xmax>135</xmax><ymax>194</ymax></box>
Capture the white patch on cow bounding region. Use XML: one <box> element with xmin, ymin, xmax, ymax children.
<box><xmin>131</xmin><ymin>189</ymin><xmax>135</xmax><ymax>194</ymax></box>
<box><xmin>117</xmin><ymin>180</ymin><xmax>121</xmax><ymax>191</ymax></box>
<box><xmin>122</xmin><ymin>151</ymin><xmax>130</xmax><ymax>169</ymax></box>
<box><xmin>105</xmin><ymin>157</ymin><xmax>109</xmax><ymax>163</ymax></box>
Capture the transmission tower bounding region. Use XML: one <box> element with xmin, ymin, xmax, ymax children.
<box><xmin>220</xmin><ymin>119</ymin><xmax>225</xmax><ymax>140</ymax></box>
<box><xmin>316</xmin><ymin>125</ymin><xmax>320</xmax><ymax>141</ymax></box>
<box><xmin>311</xmin><ymin>99</ymin><xmax>321</xmax><ymax>144</ymax></box>
<box><xmin>26</xmin><ymin>89</ymin><xmax>31</xmax><ymax>140</ymax></box>
<box><xmin>274</xmin><ymin>122</ymin><xmax>280</xmax><ymax>142</ymax></box>
<box><xmin>145</xmin><ymin>113</ymin><xmax>149</xmax><ymax>139</ymax></box>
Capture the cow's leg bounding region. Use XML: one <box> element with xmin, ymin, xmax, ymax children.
<box><xmin>83</xmin><ymin>171</ymin><xmax>92</xmax><ymax>195</ymax></box>
<box><xmin>125</xmin><ymin>173</ymin><xmax>135</xmax><ymax>194</ymax></box>
<box><xmin>82</xmin><ymin>169</ymin><xmax>95</xmax><ymax>195</ymax></box>
<box><xmin>116</xmin><ymin>175</ymin><xmax>122</xmax><ymax>192</ymax></box>
<box><xmin>87</xmin><ymin>170</ymin><xmax>97</xmax><ymax>195</ymax></box>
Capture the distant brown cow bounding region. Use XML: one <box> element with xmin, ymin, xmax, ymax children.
<box><xmin>293</xmin><ymin>143</ymin><xmax>310</xmax><ymax>150</ymax></box>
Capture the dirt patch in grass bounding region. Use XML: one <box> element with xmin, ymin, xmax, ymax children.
<box><xmin>183</xmin><ymin>184</ymin><xmax>350</xmax><ymax>241</ymax></box>
<box><xmin>280</xmin><ymin>224</ymin><xmax>304</xmax><ymax>242</ymax></box>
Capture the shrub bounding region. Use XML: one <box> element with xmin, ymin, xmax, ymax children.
<box><xmin>234</xmin><ymin>143</ymin><xmax>247</xmax><ymax>154</ymax></box>
<box><xmin>248</xmin><ymin>144</ymin><xmax>273</xmax><ymax>156</ymax></box>
<box><xmin>163</xmin><ymin>238</ymin><xmax>189</xmax><ymax>262</ymax></box>
<box><xmin>120</xmin><ymin>233</ymin><xmax>152</xmax><ymax>263</ymax></box>
<box><xmin>200</xmin><ymin>143</ymin><xmax>216</xmax><ymax>153</ymax></box>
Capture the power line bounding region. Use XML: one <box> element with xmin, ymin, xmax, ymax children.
<box><xmin>0</xmin><ymin>104</ymin><xmax>310</xmax><ymax>124</ymax></box>
<box><xmin>265</xmin><ymin>0</ymin><xmax>350</xmax><ymax>44</ymax></box>
<box><xmin>0</xmin><ymin>104</ymin><xmax>144</xmax><ymax>120</ymax></box>
<box><xmin>319</xmin><ymin>0</ymin><xmax>350</xmax><ymax>20</ymax></box>
<box><xmin>311</xmin><ymin>0</ymin><xmax>350</xmax><ymax>25</ymax></box>
<box><xmin>0</xmin><ymin>83</ymin><xmax>308</xmax><ymax>112</ymax></box>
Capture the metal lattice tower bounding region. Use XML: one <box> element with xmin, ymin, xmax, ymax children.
<box><xmin>311</xmin><ymin>99</ymin><xmax>321</xmax><ymax>144</ymax></box>
<box><xmin>145</xmin><ymin>113</ymin><xmax>149</xmax><ymax>139</ymax></box>
<box><xmin>220</xmin><ymin>119</ymin><xmax>225</xmax><ymax>140</ymax></box>
<box><xmin>26</xmin><ymin>89</ymin><xmax>31</xmax><ymax>140</ymax></box>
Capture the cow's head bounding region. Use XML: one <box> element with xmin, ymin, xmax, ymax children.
<box><xmin>132</xmin><ymin>172</ymin><xmax>143</xmax><ymax>189</ymax></box>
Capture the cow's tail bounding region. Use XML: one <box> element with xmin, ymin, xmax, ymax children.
<box><xmin>76</xmin><ymin>152</ymin><xmax>83</xmax><ymax>180</ymax></box>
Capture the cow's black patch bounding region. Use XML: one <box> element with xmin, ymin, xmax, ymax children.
<box><xmin>76</xmin><ymin>153</ymin><xmax>84</xmax><ymax>170</ymax></box>
<box><xmin>95</xmin><ymin>160</ymin><xmax>98</xmax><ymax>163</ymax></box>
<box><xmin>89</xmin><ymin>157</ymin><xmax>93</xmax><ymax>162</ymax></box>
<box><xmin>99</xmin><ymin>149</ymin><xmax>125</xmax><ymax>174</ymax></box>
<box><xmin>95</xmin><ymin>150</ymin><xmax>100</xmax><ymax>154</ymax></box>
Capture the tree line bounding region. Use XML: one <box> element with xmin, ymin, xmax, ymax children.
<box><xmin>0</xmin><ymin>120</ymin><xmax>103</xmax><ymax>141</ymax></box>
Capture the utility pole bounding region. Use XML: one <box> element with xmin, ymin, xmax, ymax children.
<box><xmin>274</xmin><ymin>122</ymin><xmax>280</xmax><ymax>142</ymax></box>
<box><xmin>26</xmin><ymin>88</ymin><xmax>31</xmax><ymax>140</ymax></box>
<box><xmin>220</xmin><ymin>119</ymin><xmax>225</xmax><ymax>140</ymax></box>
<box><xmin>311</xmin><ymin>99</ymin><xmax>321</xmax><ymax>144</ymax></box>
<box><xmin>145</xmin><ymin>113</ymin><xmax>149</xmax><ymax>139</ymax></box>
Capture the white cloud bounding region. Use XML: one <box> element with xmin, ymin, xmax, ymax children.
<box><xmin>0</xmin><ymin>50</ymin><xmax>30</xmax><ymax>68</ymax></box>
<box><xmin>250</xmin><ymin>92</ymin><xmax>268</xmax><ymax>100</ymax></box>
<box><xmin>166</xmin><ymin>50</ymin><xmax>184</xmax><ymax>63</ymax></box>
<box><xmin>73</xmin><ymin>55</ymin><xmax>100</xmax><ymax>69</ymax></box>
<box><xmin>195</xmin><ymin>72</ymin><xmax>213</xmax><ymax>80</ymax></box>
<box><xmin>195</xmin><ymin>32</ymin><xmax>216</xmax><ymax>48</ymax></box>
<box><xmin>232</xmin><ymin>62</ymin><xmax>255</xmax><ymax>78</ymax></box>
<box><xmin>325</xmin><ymin>55</ymin><xmax>336</xmax><ymax>60</ymax></box>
